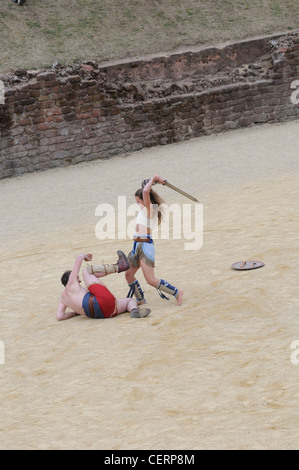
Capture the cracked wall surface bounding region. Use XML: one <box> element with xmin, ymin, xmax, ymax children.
<box><xmin>0</xmin><ymin>32</ymin><xmax>298</xmax><ymax>178</ymax></box>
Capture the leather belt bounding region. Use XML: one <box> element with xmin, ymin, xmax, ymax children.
<box><xmin>88</xmin><ymin>294</ymin><xmax>95</xmax><ymax>318</ymax></box>
<box><xmin>133</xmin><ymin>237</ymin><xmax>152</xmax><ymax>243</ymax></box>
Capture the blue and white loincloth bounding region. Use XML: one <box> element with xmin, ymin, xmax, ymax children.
<box><xmin>127</xmin><ymin>235</ymin><xmax>155</xmax><ymax>268</ymax></box>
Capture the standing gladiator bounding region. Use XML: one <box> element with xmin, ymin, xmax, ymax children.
<box><xmin>125</xmin><ymin>174</ymin><xmax>183</xmax><ymax>306</ymax></box>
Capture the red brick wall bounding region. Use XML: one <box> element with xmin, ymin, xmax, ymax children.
<box><xmin>0</xmin><ymin>32</ymin><xmax>298</xmax><ymax>178</ymax></box>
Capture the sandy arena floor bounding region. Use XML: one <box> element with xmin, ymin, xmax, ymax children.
<box><xmin>0</xmin><ymin>120</ymin><xmax>299</xmax><ymax>450</ymax></box>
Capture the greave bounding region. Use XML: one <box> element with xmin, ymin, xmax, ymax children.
<box><xmin>86</xmin><ymin>264</ymin><xmax>118</xmax><ymax>275</ymax></box>
<box><xmin>127</xmin><ymin>279</ymin><xmax>146</xmax><ymax>304</ymax></box>
<box><xmin>86</xmin><ymin>250</ymin><xmax>129</xmax><ymax>276</ymax></box>
<box><xmin>156</xmin><ymin>279</ymin><xmax>178</xmax><ymax>300</ymax></box>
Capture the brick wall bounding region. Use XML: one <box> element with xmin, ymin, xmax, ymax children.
<box><xmin>0</xmin><ymin>31</ymin><xmax>298</xmax><ymax>178</ymax></box>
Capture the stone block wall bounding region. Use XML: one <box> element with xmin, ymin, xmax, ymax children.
<box><xmin>0</xmin><ymin>31</ymin><xmax>298</xmax><ymax>178</ymax></box>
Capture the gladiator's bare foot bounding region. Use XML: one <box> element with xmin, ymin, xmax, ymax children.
<box><xmin>176</xmin><ymin>290</ymin><xmax>183</xmax><ymax>306</ymax></box>
<box><xmin>117</xmin><ymin>250</ymin><xmax>130</xmax><ymax>273</ymax></box>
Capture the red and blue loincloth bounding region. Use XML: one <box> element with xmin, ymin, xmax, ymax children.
<box><xmin>82</xmin><ymin>284</ymin><xmax>118</xmax><ymax>319</ymax></box>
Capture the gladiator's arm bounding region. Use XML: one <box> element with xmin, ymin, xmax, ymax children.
<box><xmin>67</xmin><ymin>253</ymin><xmax>92</xmax><ymax>287</ymax></box>
<box><xmin>56</xmin><ymin>302</ymin><xmax>78</xmax><ymax>321</ymax></box>
<box><xmin>142</xmin><ymin>175</ymin><xmax>165</xmax><ymax>208</ymax></box>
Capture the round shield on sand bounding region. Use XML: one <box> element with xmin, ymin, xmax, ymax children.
<box><xmin>231</xmin><ymin>261</ymin><xmax>265</xmax><ymax>271</ymax></box>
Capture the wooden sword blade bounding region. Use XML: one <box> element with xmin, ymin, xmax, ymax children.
<box><xmin>163</xmin><ymin>181</ymin><xmax>199</xmax><ymax>202</ymax></box>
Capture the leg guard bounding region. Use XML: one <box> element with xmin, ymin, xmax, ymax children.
<box><xmin>86</xmin><ymin>250</ymin><xmax>129</xmax><ymax>276</ymax></box>
<box><xmin>156</xmin><ymin>279</ymin><xmax>179</xmax><ymax>300</ymax></box>
<box><xmin>127</xmin><ymin>279</ymin><xmax>146</xmax><ymax>304</ymax></box>
<box><xmin>86</xmin><ymin>263</ymin><xmax>118</xmax><ymax>275</ymax></box>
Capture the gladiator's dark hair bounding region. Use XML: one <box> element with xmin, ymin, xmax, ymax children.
<box><xmin>61</xmin><ymin>270</ymin><xmax>71</xmax><ymax>286</ymax></box>
<box><xmin>135</xmin><ymin>188</ymin><xmax>164</xmax><ymax>225</ymax></box>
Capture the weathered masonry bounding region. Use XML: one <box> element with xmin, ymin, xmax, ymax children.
<box><xmin>0</xmin><ymin>31</ymin><xmax>298</xmax><ymax>178</ymax></box>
